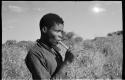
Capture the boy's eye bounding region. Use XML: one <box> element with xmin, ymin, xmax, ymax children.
<box><xmin>56</xmin><ymin>30</ymin><xmax>59</xmax><ymax>32</ymax></box>
<box><xmin>55</xmin><ymin>30</ymin><xmax>62</xmax><ymax>32</ymax></box>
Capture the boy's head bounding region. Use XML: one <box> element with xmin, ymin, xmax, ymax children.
<box><xmin>40</xmin><ymin>13</ymin><xmax>64</xmax><ymax>30</ymax></box>
<box><xmin>39</xmin><ymin>13</ymin><xmax>64</xmax><ymax>46</ymax></box>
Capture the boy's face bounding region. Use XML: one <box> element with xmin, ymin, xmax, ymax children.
<box><xmin>47</xmin><ymin>23</ymin><xmax>64</xmax><ymax>46</ymax></box>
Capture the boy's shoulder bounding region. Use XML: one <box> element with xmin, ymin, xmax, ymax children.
<box><xmin>28</xmin><ymin>42</ymin><xmax>45</xmax><ymax>55</ymax></box>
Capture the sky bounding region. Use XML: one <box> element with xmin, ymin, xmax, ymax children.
<box><xmin>2</xmin><ymin>1</ymin><xmax>122</xmax><ymax>43</ymax></box>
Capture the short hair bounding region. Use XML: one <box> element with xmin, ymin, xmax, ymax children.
<box><xmin>39</xmin><ymin>13</ymin><xmax>64</xmax><ymax>32</ymax></box>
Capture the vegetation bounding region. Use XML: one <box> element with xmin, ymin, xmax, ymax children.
<box><xmin>2</xmin><ymin>31</ymin><xmax>123</xmax><ymax>80</ymax></box>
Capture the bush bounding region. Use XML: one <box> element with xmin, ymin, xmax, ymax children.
<box><xmin>2</xmin><ymin>30</ymin><xmax>123</xmax><ymax>80</ymax></box>
<box><xmin>53</xmin><ymin>30</ymin><xmax>123</xmax><ymax>79</ymax></box>
<box><xmin>2</xmin><ymin>41</ymin><xmax>34</xmax><ymax>80</ymax></box>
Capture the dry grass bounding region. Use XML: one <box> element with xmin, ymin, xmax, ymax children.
<box><xmin>2</xmin><ymin>31</ymin><xmax>123</xmax><ymax>80</ymax></box>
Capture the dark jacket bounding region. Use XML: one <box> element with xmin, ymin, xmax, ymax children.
<box><xmin>25</xmin><ymin>40</ymin><xmax>63</xmax><ymax>80</ymax></box>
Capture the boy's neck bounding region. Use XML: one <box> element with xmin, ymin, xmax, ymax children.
<box><xmin>39</xmin><ymin>35</ymin><xmax>53</xmax><ymax>48</ymax></box>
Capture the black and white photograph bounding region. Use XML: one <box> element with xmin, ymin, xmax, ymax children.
<box><xmin>2</xmin><ymin>1</ymin><xmax>123</xmax><ymax>80</ymax></box>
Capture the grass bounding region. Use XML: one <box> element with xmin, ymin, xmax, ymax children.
<box><xmin>2</xmin><ymin>31</ymin><xmax>123</xmax><ymax>80</ymax></box>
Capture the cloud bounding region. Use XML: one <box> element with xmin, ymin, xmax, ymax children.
<box><xmin>111</xmin><ymin>1</ymin><xmax>122</xmax><ymax>4</ymax></box>
<box><xmin>2</xmin><ymin>26</ymin><xmax>15</xmax><ymax>32</ymax></box>
<box><xmin>33</xmin><ymin>8</ymin><xmax>46</xmax><ymax>12</ymax></box>
<box><xmin>8</xmin><ymin>5</ymin><xmax>23</xmax><ymax>13</ymax></box>
<box><xmin>8</xmin><ymin>26</ymin><xmax>15</xmax><ymax>29</ymax></box>
<box><xmin>2</xmin><ymin>27</ymin><xmax>7</xmax><ymax>32</ymax></box>
<box><xmin>98</xmin><ymin>1</ymin><xmax>122</xmax><ymax>6</ymax></box>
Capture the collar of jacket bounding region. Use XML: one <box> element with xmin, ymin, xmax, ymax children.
<box><xmin>36</xmin><ymin>39</ymin><xmax>58</xmax><ymax>56</ymax></box>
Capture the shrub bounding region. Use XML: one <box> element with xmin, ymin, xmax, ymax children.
<box><xmin>2</xmin><ymin>30</ymin><xmax>123</xmax><ymax>80</ymax></box>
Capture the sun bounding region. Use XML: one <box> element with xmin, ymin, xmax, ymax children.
<box><xmin>93</xmin><ymin>6</ymin><xmax>100</xmax><ymax>13</ymax></box>
<box><xmin>92</xmin><ymin>6</ymin><xmax>105</xmax><ymax>14</ymax></box>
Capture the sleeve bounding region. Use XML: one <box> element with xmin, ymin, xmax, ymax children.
<box><xmin>25</xmin><ymin>50</ymin><xmax>51</xmax><ymax>80</ymax></box>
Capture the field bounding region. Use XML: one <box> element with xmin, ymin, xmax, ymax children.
<box><xmin>2</xmin><ymin>31</ymin><xmax>123</xmax><ymax>80</ymax></box>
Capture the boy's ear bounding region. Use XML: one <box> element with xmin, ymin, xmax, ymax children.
<box><xmin>42</xmin><ymin>26</ymin><xmax>47</xmax><ymax>33</ymax></box>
